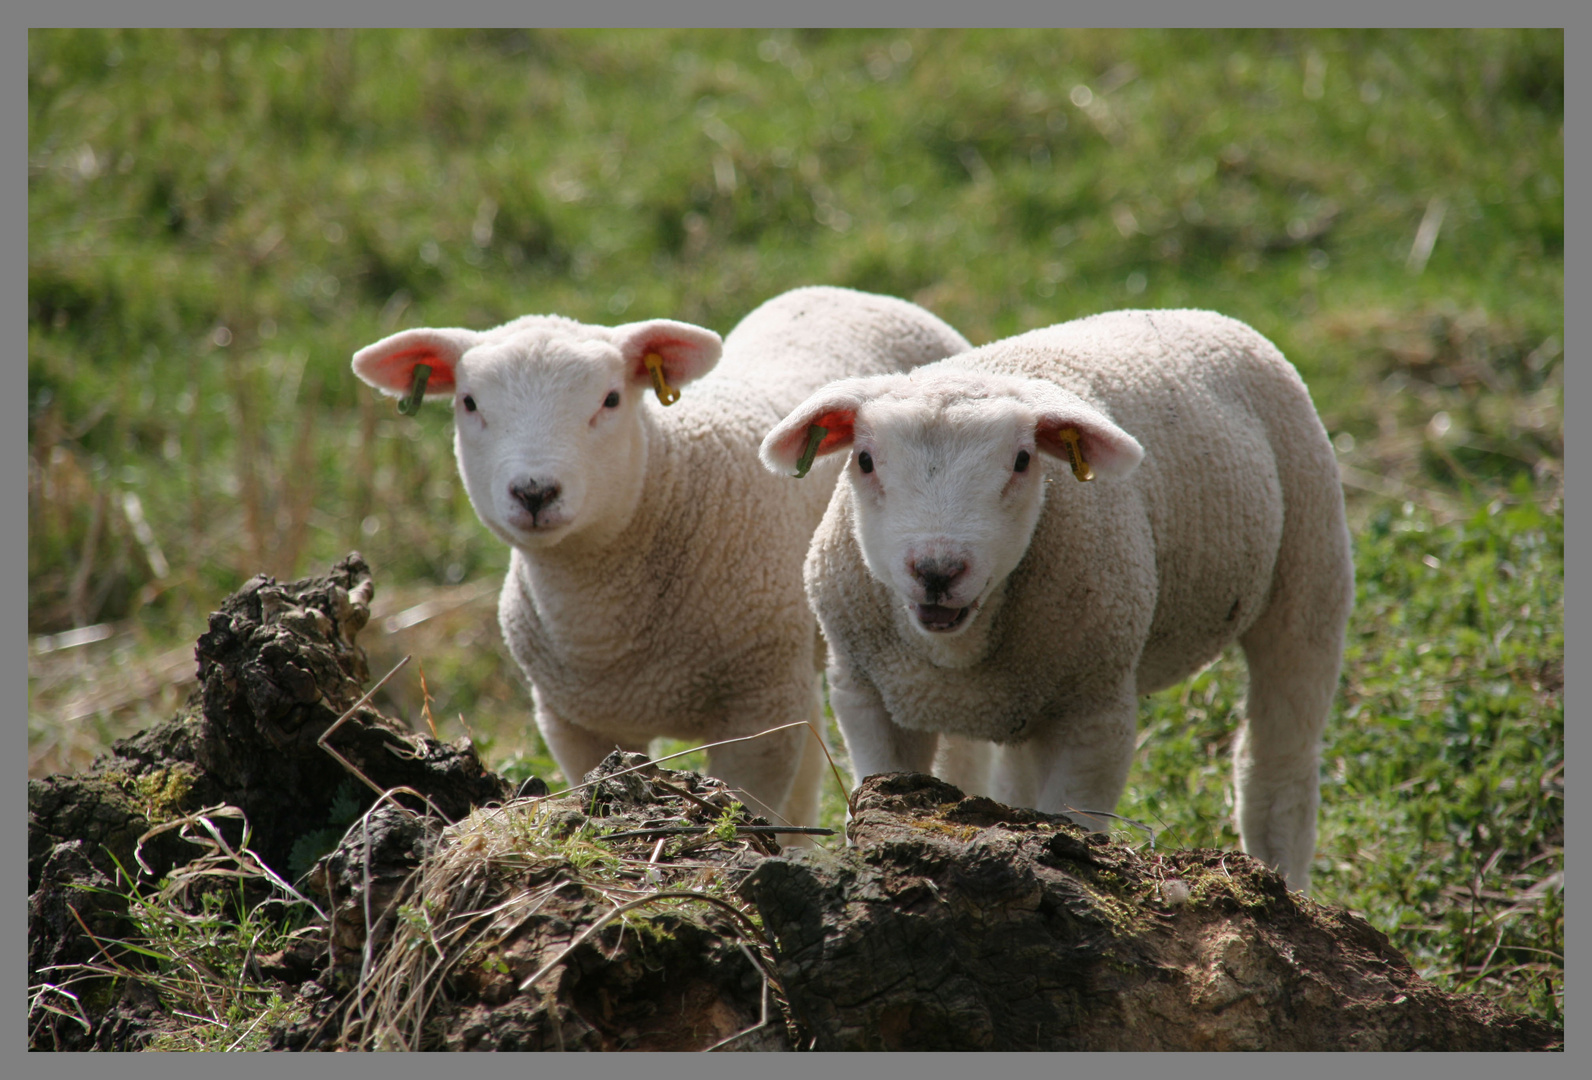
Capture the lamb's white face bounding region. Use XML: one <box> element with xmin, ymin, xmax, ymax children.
<box><xmin>352</xmin><ymin>314</ymin><xmax>721</xmax><ymax>556</ymax></box>
<box><xmin>762</xmin><ymin>362</ymin><xmax>1144</xmax><ymax>640</ymax></box>
<box><xmin>847</xmin><ymin>389</ymin><xmax>1047</xmax><ymax>636</ymax></box>
<box><xmin>451</xmin><ymin>333</ymin><xmax>641</xmax><ymax>551</ymax></box>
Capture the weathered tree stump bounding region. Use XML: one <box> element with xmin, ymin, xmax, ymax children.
<box><xmin>739</xmin><ymin>773</ymin><xmax>1562</xmax><ymax>1051</ymax></box>
<box><xmin>27</xmin><ymin>554</ymin><xmax>512</xmax><ymax>1050</ymax></box>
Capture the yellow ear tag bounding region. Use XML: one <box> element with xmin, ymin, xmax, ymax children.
<box><xmin>1058</xmin><ymin>427</ymin><xmax>1094</xmax><ymax>482</ymax></box>
<box><xmin>644</xmin><ymin>352</ymin><xmax>680</xmax><ymax>406</ymax></box>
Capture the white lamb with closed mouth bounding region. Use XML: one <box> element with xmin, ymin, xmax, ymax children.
<box><xmin>352</xmin><ymin>286</ymin><xmax>971</xmax><ymax>836</ymax></box>
<box><xmin>761</xmin><ymin>309</ymin><xmax>1353</xmax><ymax>890</ymax></box>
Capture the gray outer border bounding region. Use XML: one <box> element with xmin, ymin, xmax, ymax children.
<box><xmin>17</xmin><ymin>11</ymin><xmax>1575</xmax><ymax>1079</ymax></box>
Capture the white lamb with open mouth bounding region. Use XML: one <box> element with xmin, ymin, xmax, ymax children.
<box><xmin>761</xmin><ymin>309</ymin><xmax>1353</xmax><ymax>892</ymax></box>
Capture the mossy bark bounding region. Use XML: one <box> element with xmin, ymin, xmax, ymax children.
<box><xmin>739</xmin><ymin>773</ymin><xmax>1562</xmax><ymax>1051</ymax></box>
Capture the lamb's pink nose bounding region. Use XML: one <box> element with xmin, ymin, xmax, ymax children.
<box><xmin>910</xmin><ymin>557</ymin><xmax>967</xmax><ymax>604</ymax></box>
<box><xmin>509</xmin><ymin>479</ymin><xmax>561</xmax><ymax>519</ymax></box>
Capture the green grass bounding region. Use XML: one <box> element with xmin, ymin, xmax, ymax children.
<box><xmin>1120</xmin><ymin>496</ymin><xmax>1562</xmax><ymax>1020</ymax></box>
<box><xmin>32</xmin><ymin>856</ymin><xmax>318</xmax><ymax>1051</ymax></box>
<box><xmin>30</xmin><ymin>28</ymin><xmax>1561</xmax><ymax>1030</ymax></box>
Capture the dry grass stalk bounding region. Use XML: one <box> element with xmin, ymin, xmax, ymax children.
<box><xmin>316</xmin><ymin>655</ymin><xmax>447</xmax><ymax>809</ymax></box>
<box><xmin>226</xmin><ymin>359</ymin><xmax>267</xmax><ymax>576</ymax></box>
<box><xmin>66</xmin><ymin>488</ymin><xmax>108</xmax><ymax>629</ymax></box>
<box><xmin>133</xmin><ymin>804</ymin><xmax>326</xmax><ymax>921</ymax></box>
<box><xmin>274</xmin><ymin>375</ymin><xmax>324</xmax><ymax>579</ymax></box>
<box><xmin>30</xmin><ymin>803</ymin><xmax>324</xmax><ymax>1051</ymax></box>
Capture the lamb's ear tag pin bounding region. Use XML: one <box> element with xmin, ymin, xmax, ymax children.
<box><xmin>398</xmin><ymin>363</ymin><xmax>432</xmax><ymax>416</ymax></box>
<box><xmin>1058</xmin><ymin>427</ymin><xmax>1094</xmax><ymax>482</ymax></box>
<box><xmin>794</xmin><ymin>424</ymin><xmax>827</xmax><ymax>479</ymax></box>
<box><xmin>644</xmin><ymin>353</ymin><xmax>680</xmax><ymax>406</ymax></box>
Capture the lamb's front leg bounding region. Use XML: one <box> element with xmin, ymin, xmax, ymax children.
<box><xmin>827</xmin><ymin>659</ymin><xmax>937</xmax><ymax>786</ymax></box>
<box><xmin>934</xmin><ymin>734</ymin><xmax>993</xmax><ymax>798</ymax></box>
<box><xmin>534</xmin><ymin>698</ymin><xmax>646</xmax><ymax>789</ymax></box>
<box><xmin>999</xmin><ymin>689</ymin><xmax>1137</xmax><ymax>834</ymax></box>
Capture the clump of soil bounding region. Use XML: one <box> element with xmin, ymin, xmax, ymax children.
<box><xmin>278</xmin><ymin>751</ymin><xmax>796</xmax><ymax>1052</ymax></box>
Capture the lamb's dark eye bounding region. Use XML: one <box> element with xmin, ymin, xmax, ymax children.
<box><xmin>1014</xmin><ymin>450</ymin><xmax>1031</xmax><ymax>473</ymax></box>
<box><xmin>603</xmin><ymin>390</ymin><xmax>620</xmax><ymax>408</ymax></box>
<box><xmin>858</xmin><ymin>451</ymin><xmax>874</xmax><ymax>474</ymax></box>
<box><xmin>462</xmin><ymin>395</ymin><xmax>477</xmax><ymax>413</ymax></box>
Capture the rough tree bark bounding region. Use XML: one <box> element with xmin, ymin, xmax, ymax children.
<box><xmin>740</xmin><ymin>773</ymin><xmax>1562</xmax><ymax>1051</ymax></box>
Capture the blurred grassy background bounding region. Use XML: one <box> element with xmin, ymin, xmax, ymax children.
<box><xmin>29</xmin><ymin>29</ymin><xmax>1560</xmax><ymax>1020</ymax></box>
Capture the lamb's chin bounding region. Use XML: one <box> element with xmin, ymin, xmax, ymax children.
<box><xmin>498</xmin><ymin>516</ymin><xmax>576</xmax><ymax>550</ymax></box>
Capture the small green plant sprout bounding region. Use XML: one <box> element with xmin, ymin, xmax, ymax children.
<box><xmin>713</xmin><ymin>801</ymin><xmax>745</xmax><ymax>843</ymax></box>
<box><xmin>397</xmin><ymin>363</ymin><xmax>432</xmax><ymax>416</ymax></box>
<box><xmin>794</xmin><ymin>424</ymin><xmax>827</xmax><ymax>478</ymax></box>
<box><xmin>34</xmin><ymin>825</ymin><xmax>322</xmax><ymax>1051</ymax></box>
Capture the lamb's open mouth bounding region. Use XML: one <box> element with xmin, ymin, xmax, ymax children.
<box><xmin>913</xmin><ymin>603</ymin><xmax>971</xmax><ymax>633</ymax></box>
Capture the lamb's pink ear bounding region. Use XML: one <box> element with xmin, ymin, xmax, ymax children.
<box><xmin>760</xmin><ymin>381</ymin><xmax>871</xmax><ymax>477</ymax></box>
<box><xmin>611</xmin><ymin>319</ymin><xmax>723</xmax><ymax>393</ymax></box>
<box><xmin>1024</xmin><ymin>384</ymin><xmax>1144</xmax><ymax>481</ymax></box>
<box><xmin>351</xmin><ymin>328</ymin><xmax>477</xmax><ymax>399</ymax></box>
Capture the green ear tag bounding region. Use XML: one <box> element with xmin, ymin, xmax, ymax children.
<box><xmin>398</xmin><ymin>363</ymin><xmax>432</xmax><ymax>416</ymax></box>
<box><xmin>794</xmin><ymin>424</ymin><xmax>828</xmax><ymax>478</ymax></box>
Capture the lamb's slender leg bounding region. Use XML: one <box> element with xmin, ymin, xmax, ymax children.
<box><xmin>753</xmin><ymin>681</ymin><xmax>833</xmax><ymax>846</ymax></box>
<box><xmin>535</xmin><ymin>703</ymin><xmax>644</xmax><ymax>788</ymax></box>
<box><xmin>1235</xmin><ymin>506</ymin><xmax>1353</xmax><ymax>894</ymax></box>
<box><xmin>705</xmin><ymin>720</ymin><xmax>805</xmax><ymax>828</ymax></box>
<box><xmin>986</xmin><ymin>743</ymin><xmax>1036</xmax><ymax>810</ymax></box>
<box><xmin>934</xmin><ymin>734</ymin><xmax>992</xmax><ymax>798</ymax></box>
<box><xmin>827</xmin><ymin>660</ymin><xmax>937</xmax><ymax>784</ymax></box>
<box><xmin>1236</xmin><ymin>605</ymin><xmax>1350</xmax><ymax>891</ymax></box>
<box><xmin>1233</xmin><ymin>636</ymin><xmax>1341</xmax><ymax>894</ymax></box>
<box><xmin>1021</xmin><ymin>690</ymin><xmax>1138</xmax><ymax>834</ymax></box>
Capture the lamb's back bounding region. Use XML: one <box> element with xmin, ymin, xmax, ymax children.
<box><xmin>709</xmin><ymin>286</ymin><xmax>972</xmax><ymax>419</ymax></box>
<box><xmin>975</xmin><ymin>309</ymin><xmax>1330</xmax><ymax>692</ymax></box>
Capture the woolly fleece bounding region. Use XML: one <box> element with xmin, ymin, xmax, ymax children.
<box><xmin>774</xmin><ymin>309</ymin><xmax>1352</xmax><ymax>890</ymax></box>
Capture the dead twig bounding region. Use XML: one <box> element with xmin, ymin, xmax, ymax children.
<box><xmin>598</xmin><ymin>825</ymin><xmax>834</xmax><ymax>842</ymax></box>
<box><xmin>316</xmin><ymin>655</ymin><xmax>410</xmax><ymax>799</ymax></box>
